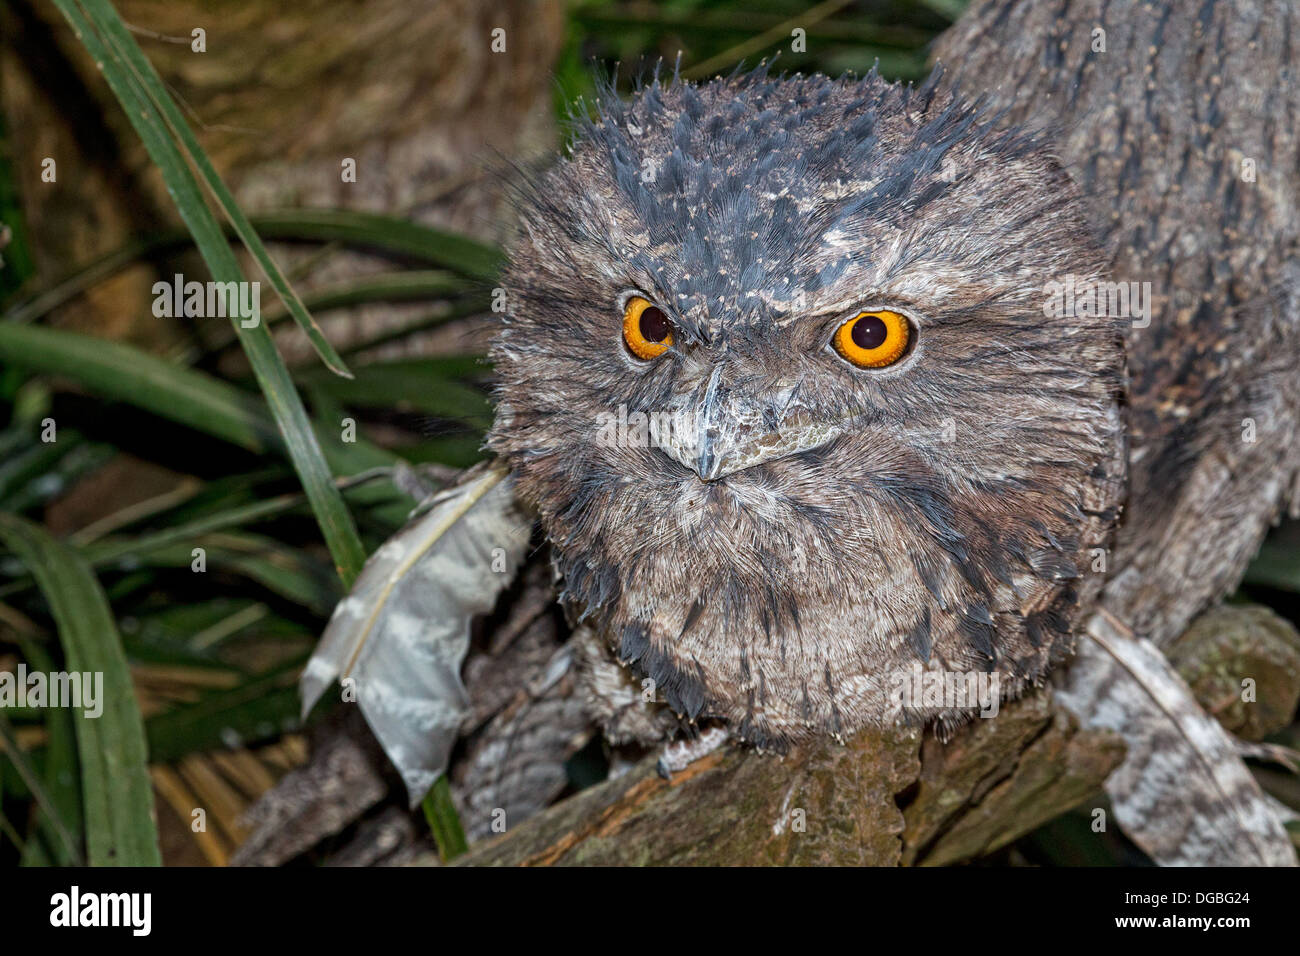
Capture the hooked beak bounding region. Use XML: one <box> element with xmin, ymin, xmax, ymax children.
<box><xmin>694</xmin><ymin>365</ymin><xmax>727</xmax><ymax>480</ymax></box>
<box><xmin>651</xmin><ymin>366</ymin><xmax>845</xmax><ymax>481</ymax></box>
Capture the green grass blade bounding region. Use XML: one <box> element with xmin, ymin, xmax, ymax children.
<box><xmin>5</xmin><ymin>212</ymin><xmax>494</xmax><ymax>326</ymax></box>
<box><xmin>0</xmin><ymin>513</ymin><xmax>160</xmax><ymax>865</ymax></box>
<box><xmin>0</xmin><ymin>322</ymin><xmax>277</xmax><ymax>451</ymax></box>
<box><xmin>99</xmin><ymin>533</ymin><xmax>343</xmax><ymax>618</ymax></box>
<box><xmin>145</xmin><ymin>662</ymin><xmax>303</xmax><ymax>763</ymax></box>
<box><xmin>682</xmin><ymin>0</ymin><xmax>857</xmax><ymax>80</ymax></box>
<box><xmin>0</xmin><ymin>321</ymin><xmax>397</xmax><ymax>497</ymax></box>
<box><xmin>247</xmin><ymin>209</ymin><xmax>502</xmax><ymax>282</ymax></box>
<box><xmin>51</xmin><ymin>0</ymin><xmax>367</xmax><ymax>586</ymax></box>
<box><xmin>70</xmin><ymin>1</ymin><xmax>350</xmax><ymax>379</ymax></box>
<box><xmin>0</xmin><ymin>711</ymin><xmax>82</xmax><ymax>865</ymax></box>
<box><xmin>297</xmin><ymin>357</ymin><xmax>493</xmax><ymax>428</ymax></box>
<box><xmin>423</xmin><ymin>775</ymin><xmax>468</xmax><ymax>861</ymax></box>
<box><xmin>270</xmin><ymin>271</ymin><xmax>472</xmax><ymax>317</ymax></box>
<box><xmin>0</xmin><ymin>807</ymin><xmax>26</xmax><ymax>855</ymax></box>
<box><xmin>15</xmin><ymin>639</ymin><xmax>82</xmax><ymax>866</ymax></box>
<box><xmin>81</xmin><ymin>471</ymin><xmax>401</xmax><ymax>571</ymax></box>
<box><xmin>5</xmin><ymin>233</ymin><xmax>180</xmax><ymax>325</ymax></box>
<box><xmin>204</xmin><ymin>271</ymin><xmax>477</xmax><ymax>361</ymax></box>
<box><xmin>336</xmin><ymin>298</ymin><xmax>493</xmax><ymax>358</ymax></box>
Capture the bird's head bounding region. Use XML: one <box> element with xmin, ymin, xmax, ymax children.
<box><xmin>489</xmin><ymin>67</ymin><xmax>1125</xmax><ymax>742</ymax></box>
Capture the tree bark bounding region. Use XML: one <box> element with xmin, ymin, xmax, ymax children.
<box><xmin>442</xmin><ymin>692</ymin><xmax>1123</xmax><ymax>866</ymax></box>
<box><xmin>1</xmin><ymin>0</ymin><xmax>563</xmax><ymax>354</ymax></box>
<box><xmin>419</xmin><ymin>602</ymin><xmax>1298</xmax><ymax>866</ymax></box>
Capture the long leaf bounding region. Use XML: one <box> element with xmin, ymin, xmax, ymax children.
<box><xmin>203</xmin><ymin>272</ymin><xmax>477</xmax><ymax>362</ymax></box>
<box><xmin>0</xmin><ymin>711</ymin><xmax>81</xmax><ymax>865</ymax></box>
<box><xmin>4</xmin><ymin>212</ymin><xmax>494</xmax><ymax>327</ymax></box>
<box><xmin>0</xmin><ymin>513</ymin><xmax>161</xmax><ymax>865</ymax></box>
<box><xmin>297</xmin><ymin>358</ymin><xmax>493</xmax><ymax>428</ymax></box>
<box><xmin>15</xmin><ymin>639</ymin><xmax>82</xmax><ymax>866</ymax></box>
<box><xmin>0</xmin><ymin>322</ymin><xmax>396</xmax><ymax>483</ymax></box>
<box><xmin>247</xmin><ymin>209</ymin><xmax>501</xmax><ymax>283</ymax></box>
<box><xmin>81</xmin><ymin>471</ymin><xmax>399</xmax><ymax>571</ymax></box>
<box><xmin>71</xmin><ymin>3</ymin><xmax>349</xmax><ymax>378</ymax></box>
<box><xmin>0</xmin><ymin>322</ymin><xmax>276</xmax><ymax>451</ymax></box>
<box><xmin>51</xmin><ymin>0</ymin><xmax>367</xmax><ymax>586</ymax></box>
<box><xmin>146</xmin><ymin>663</ymin><xmax>303</xmax><ymax>763</ymax></box>
<box><xmin>95</xmin><ymin>533</ymin><xmax>343</xmax><ymax>618</ymax></box>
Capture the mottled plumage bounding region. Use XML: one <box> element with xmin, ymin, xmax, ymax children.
<box><xmin>489</xmin><ymin>67</ymin><xmax>1126</xmax><ymax>748</ymax></box>
<box><xmin>936</xmin><ymin>0</ymin><xmax>1300</xmax><ymax>866</ymax></box>
<box><xmin>940</xmin><ymin>0</ymin><xmax>1300</xmax><ymax>649</ymax></box>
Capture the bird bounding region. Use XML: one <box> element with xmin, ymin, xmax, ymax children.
<box><xmin>299</xmin><ymin>0</ymin><xmax>1299</xmax><ymax>864</ymax></box>
<box><xmin>487</xmin><ymin>65</ymin><xmax>1126</xmax><ymax>757</ymax></box>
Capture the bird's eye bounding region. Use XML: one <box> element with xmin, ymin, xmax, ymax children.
<box><xmin>832</xmin><ymin>309</ymin><xmax>910</xmax><ymax>369</ymax></box>
<box><xmin>623</xmin><ymin>295</ymin><xmax>674</xmax><ymax>360</ymax></box>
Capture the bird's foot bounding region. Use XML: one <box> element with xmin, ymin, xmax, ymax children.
<box><xmin>656</xmin><ymin>724</ymin><xmax>729</xmax><ymax>778</ymax></box>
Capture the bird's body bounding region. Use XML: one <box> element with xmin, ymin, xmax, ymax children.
<box><xmin>491</xmin><ymin>0</ymin><xmax>1300</xmax><ymax>757</ymax></box>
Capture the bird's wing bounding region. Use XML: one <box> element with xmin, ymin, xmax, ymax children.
<box><xmin>300</xmin><ymin>462</ymin><xmax>534</xmax><ymax>805</ymax></box>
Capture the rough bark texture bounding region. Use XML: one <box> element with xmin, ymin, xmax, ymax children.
<box><xmin>935</xmin><ymin>0</ymin><xmax>1300</xmax><ymax>867</ymax></box>
<box><xmin>407</xmin><ymin>601</ymin><xmax>1298</xmax><ymax>867</ymax></box>
<box><xmin>1166</xmin><ymin>604</ymin><xmax>1300</xmax><ymax>742</ymax></box>
<box><xmin>444</xmin><ymin>692</ymin><xmax>1121</xmax><ymax>866</ymax></box>
<box><xmin>900</xmin><ymin>693</ymin><xmax>1125</xmax><ymax>866</ymax></box>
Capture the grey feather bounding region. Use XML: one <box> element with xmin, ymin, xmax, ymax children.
<box><xmin>300</xmin><ymin>464</ymin><xmax>532</xmax><ymax>805</ymax></box>
<box><xmin>1056</xmin><ymin>611</ymin><xmax>1297</xmax><ymax>866</ymax></box>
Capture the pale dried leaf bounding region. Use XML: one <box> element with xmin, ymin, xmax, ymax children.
<box><xmin>300</xmin><ymin>464</ymin><xmax>532</xmax><ymax>804</ymax></box>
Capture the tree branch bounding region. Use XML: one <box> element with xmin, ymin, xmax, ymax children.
<box><xmin>449</xmin><ymin>692</ymin><xmax>1123</xmax><ymax>866</ymax></box>
<box><xmin>442</xmin><ymin>602</ymin><xmax>1299</xmax><ymax>866</ymax></box>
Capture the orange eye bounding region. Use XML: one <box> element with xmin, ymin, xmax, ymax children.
<box><xmin>623</xmin><ymin>296</ymin><xmax>674</xmax><ymax>360</ymax></box>
<box><xmin>833</xmin><ymin>309</ymin><xmax>910</xmax><ymax>369</ymax></box>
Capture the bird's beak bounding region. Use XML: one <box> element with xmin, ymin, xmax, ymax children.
<box><xmin>691</xmin><ymin>365</ymin><xmax>728</xmax><ymax>480</ymax></box>
<box><xmin>651</xmin><ymin>367</ymin><xmax>843</xmax><ymax>481</ymax></box>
